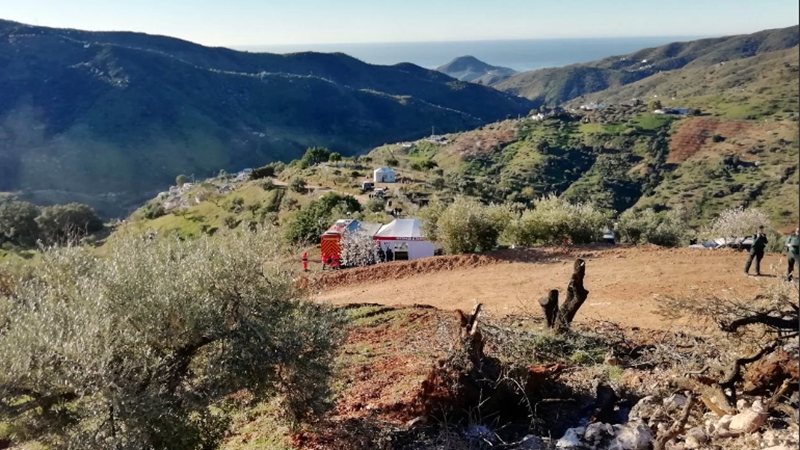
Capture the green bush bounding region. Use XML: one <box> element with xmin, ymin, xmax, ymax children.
<box><xmin>436</xmin><ymin>197</ymin><xmax>508</xmax><ymax>254</ymax></box>
<box><xmin>0</xmin><ymin>227</ymin><xmax>345</xmax><ymax>449</ymax></box>
<box><xmin>0</xmin><ymin>199</ymin><xmax>39</xmax><ymax>247</ymax></box>
<box><xmin>615</xmin><ymin>207</ymin><xmax>691</xmax><ymax>247</ymax></box>
<box><xmin>141</xmin><ymin>202</ymin><xmax>166</xmax><ymax>220</ymax></box>
<box><xmin>506</xmin><ymin>195</ymin><xmax>608</xmax><ymax>246</ymax></box>
<box><xmin>290</xmin><ymin>178</ymin><xmax>308</xmax><ymax>194</ymax></box>
<box><xmin>35</xmin><ymin>203</ymin><xmax>104</xmax><ymax>246</ymax></box>
<box><xmin>249</xmin><ymin>164</ymin><xmax>276</xmax><ymax>180</ymax></box>
<box><xmin>366</xmin><ymin>198</ymin><xmax>386</xmax><ymax>213</ymax></box>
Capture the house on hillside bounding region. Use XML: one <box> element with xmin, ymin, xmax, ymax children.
<box><xmin>373</xmin><ymin>167</ymin><xmax>396</xmax><ymax>183</ymax></box>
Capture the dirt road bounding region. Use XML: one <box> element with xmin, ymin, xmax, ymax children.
<box><xmin>314</xmin><ymin>245</ymin><xmax>791</xmax><ymax>330</ymax></box>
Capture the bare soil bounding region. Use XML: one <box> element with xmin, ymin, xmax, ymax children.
<box><xmin>312</xmin><ymin>245</ymin><xmax>789</xmax><ymax>330</ymax></box>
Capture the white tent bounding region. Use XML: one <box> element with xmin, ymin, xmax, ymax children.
<box><xmin>373</xmin><ymin>167</ymin><xmax>396</xmax><ymax>183</ymax></box>
<box><xmin>373</xmin><ymin>218</ymin><xmax>435</xmax><ymax>260</ymax></box>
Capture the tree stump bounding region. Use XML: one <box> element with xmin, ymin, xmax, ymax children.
<box><xmin>539</xmin><ymin>289</ymin><xmax>559</xmax><ymax>328</ymax></box>
<box><xmin>555</xmin><ymin>259</ymin><xmax>589</xmax><ymax>332</ymax></box>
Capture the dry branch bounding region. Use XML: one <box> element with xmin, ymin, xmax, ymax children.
<box><xmin>654</xmin><ymin>393</ymin><xmax>695</xmax><ymax>450</ymax></box>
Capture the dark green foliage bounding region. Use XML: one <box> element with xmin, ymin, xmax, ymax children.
<box><xmin>386</xmin><ymin>158</ymin><xmax>399</xmax><ymax>167</ymax></box>
<box><xmin>249</xmin><ymin>164</ymin><xmax>276</xmax><ymax>180</ymax></box>
<box><xmin>290</xmin><ymin>178</ymin><xmax>308</xmax><ymax>193</ymax></box>
<box><xmin>328</xmin><ymin>152</ymin><xmax>343</xmax><ymax>163</ymax></box>
<box><xmin>34</xmin><ymin>203</ymin><xmax>104</xmax><ymax>246</ymax></box>
<box><xmin>141</xmin><ymin>202</ymin><xmax>166</xmax><ymax>220</ymax></box>
<box><xmin>0</xmin><ymin>199</ymin><xmax>40</xmax><ymax>247</ymax></box>
<box><xmin>366</xmin><ymin>198</ymin><xmax>386</xmax><ymax>213</ymax></box>
<box><xmin>175</xmin><ymin>174</ymin><xmax>189</xmax><ymax>186</ymax></box>
<box><xmin>302</xmin><ymin>147</ymin><xmax>333</xmax><ymax>166</ymax></box>
<box><xmin>284</xmin><ymin>193</ymin><xmax>363</xmax><ymax>244</ymax></box>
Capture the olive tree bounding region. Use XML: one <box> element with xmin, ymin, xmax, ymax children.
<box><xmin>0</xmin><ymin>226</ymin><xmax>345</xmax><ymax>449</ymax></box>
<box><xmin>436</xmin><ymin>196</ymin><xmax>508</xmax><ymax>254</ymax></box>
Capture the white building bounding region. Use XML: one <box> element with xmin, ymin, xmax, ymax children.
<box><xmin>373</xmin><ymin>167</ymin><xmax>396</xmax><ymax>183</ymax></box>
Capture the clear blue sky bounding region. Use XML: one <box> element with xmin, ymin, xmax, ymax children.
<box><xmin>2</xmin><ymin>0</ymin><xmax>798</xmax><ymax>46</ymax></box>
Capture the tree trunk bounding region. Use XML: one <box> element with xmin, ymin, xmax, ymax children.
<box><xmin>555</xmin><ymin>259</ymin><xmax>589</xmax><ymax>332</ymax></box>
<box><xmin>539</xmin><ymin>289</ymin><xmax>559</xmax><ymax>328</ymax></box>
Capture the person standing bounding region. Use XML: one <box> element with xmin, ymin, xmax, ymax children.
<box><xmin>301</xmin><ymin>252</ymin><xmax>308</xmax><ymax>272</ymax></box>
<box><xmin>785</xmin><ymin>226</ymin><xmax>799</xmax><ymax>281</ymax></box>
<box><xmin>385</xmin><ymin>246</ymin><xmax>394</xmax><ymax>262</ymax></box>
<box><xmin>744</xmin><ymin>226</ymin><xmax>768</xmax><ymax>276</ymax></box>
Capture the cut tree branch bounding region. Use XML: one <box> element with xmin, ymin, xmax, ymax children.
<box><xmin>654</xmin><ymin>393</ymin><xmax>695</xmax><ymax>450</ymax></box>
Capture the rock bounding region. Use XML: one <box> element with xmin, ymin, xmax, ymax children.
<box><xmin>584</xmin><ymin>422</ymin><xmax>614</xmax><ymax>445</ymax></box>
<box><xmin>683</xmin><ymin>427</ymin><xmax>708</xmax><ymax>449</ymax></box>
<box><xmin>629</xmin><ymin>396</ymin><xmax>660</xmax><ymax>422</ymax></box>
<box><xmin>608</xmin><ymin>420</ymin><xmax>653</xmax><ymax>450</ymax></box>
<box><xmin>763</xmin><ymin>446</ymin><xmax>794</xmax><ymax>450</ymax></box>
<box><xmin>729</xmin><ymin>399</ymin><xmax>768</xmax><ymax>434</ymax></box>
<box><xmin>517</xmin><ymin>434</ymin><xmax>546</xmax><ymax>450</ymax></box>
<box><xmin>556</xmin><ymin>427</ymin><xmax>586</xmax><ymax>448</ymax></box>
<box><xmin>663</xmin><ymin>394</ymin><xmax>687</xmax><ymax>412</ymax></box>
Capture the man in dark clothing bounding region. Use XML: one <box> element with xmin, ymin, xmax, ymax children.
<box><xmin>377</xmin><ymin>246</ymin><xmax>386</xmax><ymax>263</ymax></box>
<box><xmin>744</xmin><ymin>226</ymin><xmax>768</xmax><ymax>276</ymax></box>
<box><xmin>785</xmin><ymin>227</ymin><xmax>799</xmax><ymax>281</ymax></box>
<box><xmin>385</xmin><ymin>246</ymin><xmax>394</xmax><ymax>262</ymax></box>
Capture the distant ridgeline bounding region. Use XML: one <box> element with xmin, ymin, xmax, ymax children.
<box><xmin>0</xmin><ymin>19</ymin><xmax>533</xmax><ymax>218</ymax></box>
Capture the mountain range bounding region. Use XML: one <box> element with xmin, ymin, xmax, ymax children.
<box><xmin>0</xmin><ymin>19</ymin><xmax>533</xmax><ymax>217</ymax></box>
<box><xmin>492</xmin><ymin>25</ymin><xmax>799</xmax><ymax>105</ymax></box>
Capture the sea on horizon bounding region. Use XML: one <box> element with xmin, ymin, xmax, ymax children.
<box><xmin>236</xmin><ymin>36</ymin><xmax>705</xmax><ymax>72</ymax></box>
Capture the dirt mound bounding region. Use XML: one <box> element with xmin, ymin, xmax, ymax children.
<box><xmin>668</xmin><ymin>118</ymin><xmax>752</xmax><ymax>163</ymax></box>
<box><xmin>310</xmin><ymin>246</ymin><xmax>614</xmax><ymax>291</ymax></box>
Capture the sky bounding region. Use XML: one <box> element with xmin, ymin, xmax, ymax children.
<box><xmin>1</xmin><ymin>0</ymin><xmax>798</xmax><ymax>47</ymax></box>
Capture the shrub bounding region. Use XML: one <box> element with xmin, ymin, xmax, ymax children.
<box><xmin>141</xmin><ymin>202</ymin><xmax>166</xmax><ymax>220</ymax></box>
<box><xmin>249</xmin><ymin>164</ymin><xmax>276</xmax><ymax>180</ymax></box>
<box><xmin>616</xmin><ymin>207</ymin><xmax>691</xmax><ymax>247</ymax></box>
<box><xmin>290</xmin><ymin>178</ymin><xmax>308</xmax><ymax>194</ymax></box>
<box><xmin>35</xmin><ymin>203</ymin><xmax>104</xmax><ymax>246</ymax></box>
<box><xmin>175</xmin><ymin>174</ymin><xmax>189</xmax><ymax>186</ymax></box>
<box><xmin>417</xmin><ymin>200</ymin><xmax>448</xmax><ymax>242</ymax></box>
<box><xmin>261</xmin><ymin>179</ymin><xmax>276</xmax><ymax>191</ymax></box>
<box><xmin>436</xmin><ymin>197</ymin><xmax>507</xmax><ymax>254</ymax></box>
<box><xmin>386</xmin><ymin>158</ymin><xmax>399</xmax><ymax>167</ymax></box>
<box><xmin>0</xmin><ymin>227</ymin><xmax>345</xmax><ymax>448</ymax></box>
<box><xmin>0</xmin><ymin>199</ymin><xmax>39</xmax><ymax>247</ymax></box>
<box><xmin>366</xmin><ymin>197</ymin><xmax>386</xmax><ymax>213</ymax></box>
<box><xmin>506</xmin><ymin>195</ymin><xmax>608</xmax><ymax>246</ymax></box>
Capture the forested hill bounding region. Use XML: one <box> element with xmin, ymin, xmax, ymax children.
<box><xmin>0</xmin><ymin>19</ymin><xmax>533</xmax><ymax>217</ymax></box>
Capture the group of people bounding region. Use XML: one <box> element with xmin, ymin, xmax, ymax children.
<box><xmin>743</xmin><ymin>225</ymin><xmax>799</xmax><ymax>281</ymax></box>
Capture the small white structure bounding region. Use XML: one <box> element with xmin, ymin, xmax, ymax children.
<box><xmin>373</xmin><ymin>218</ymin><xmax>435</xmax><ymax>261</ymax></box>
<box><xmin>373</xmin><ymin>166</ymin><xmax>396</xmax><ymax>183</ymax></box>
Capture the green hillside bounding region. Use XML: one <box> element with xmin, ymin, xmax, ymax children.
<box><xmin>493</xmin><ymin>25</ymin><xmax>799</xmax><ymax>105</ymax></box>
<box><xmin>0</xmin><ymin>19</ymin><xmax>533</xmax><ymax>218</ymax></box>
<box><xmin>575</xmin><ymin>47</ymin><xmax>799</xmax><ymax>119</ymax></box>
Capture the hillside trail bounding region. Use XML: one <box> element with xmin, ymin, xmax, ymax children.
<box><xmin>313</xmin><ymin>245</ymin><xmax>790</xmax><ymax>330</ymax></box>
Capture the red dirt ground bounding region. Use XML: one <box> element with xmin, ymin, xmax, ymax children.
<box><xmin>668</xmin><ymin>118</ymin><xmax>753</xmax><ymax>164</ymax></box>
<box><xmin>311</xmin><ymin>245</ymin><xmax>790</xmax><ymax>330</ymax></box>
